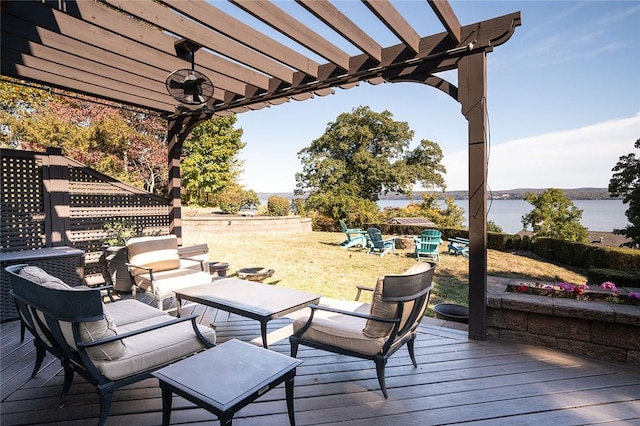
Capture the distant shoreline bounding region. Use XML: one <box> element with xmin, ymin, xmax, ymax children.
<box><xmin>258</xmin><ymin>187</ymin><xmax>620</xmax><ymax>201</ymax></box>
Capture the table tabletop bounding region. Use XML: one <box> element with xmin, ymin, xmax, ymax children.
<box><xmin>152</xmin><ymin>339</ymin><xmax>302</xmax><ymax>412</ymax></box>
<box><xmin>176</xmin><ymin>278</ymin><xmax>320</xmax><ymax>319</ymax></box>
<box><xmin>0</xmin><ymin>246</ymin><xmax>84</xmax><ymax>262</ymax></box>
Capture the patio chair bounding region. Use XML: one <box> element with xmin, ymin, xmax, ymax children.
<box><xmin>413</xmin><ymin>230</ymin><xmax>443</xmax><ymax>263</ymax></box>
<box><xmin>338</xmin><ymin>219</ymin><xmax>367</xmax><ymax>249</ymax></box>
<box><xmin>125</xmin><ymin>235</ymin><xmax>213</xmax><ymax>310</ymax></box>
<box><xmin>6</xmin><ymin>264</ymin><xmax>215</xmax><ymax>426</ymax></box>
<box><xmin>290</xmin><ymin>262</ymin><xmax>436</xmax><ymax>398</ymax></box>
<box><xmin>366</xmin><ymin>227</ymin><xmax>396</xmax><ymax>257</ymax></box>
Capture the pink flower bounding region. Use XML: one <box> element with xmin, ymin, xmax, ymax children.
<box><xmin>601</xmin><ymin>281</ymin><xmax>618</xmax><ymax>292</ymax></box>
<box><xmin>629</xmin><ymin>292</ymin><xmax>640</xmax><ymax>299</ymax></box>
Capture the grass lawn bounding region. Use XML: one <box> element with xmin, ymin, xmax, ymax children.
<box><xmin>182</xmin><ymin>230</ymin><xmax>587</xmax><ymax>317</ymax></box>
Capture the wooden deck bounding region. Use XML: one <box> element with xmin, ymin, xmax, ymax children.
<box><xmin>2</xmin><ymin>294</ymin><xmax>639</xmax><ymax>425</ymax></box>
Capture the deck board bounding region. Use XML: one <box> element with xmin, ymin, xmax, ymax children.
<box><xmin>1</xmin><ymin>296</ymin><xmax>639</xmax><ymax>425</ymax></box>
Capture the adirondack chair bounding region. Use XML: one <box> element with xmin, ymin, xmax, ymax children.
<box><xmin>338</xmin><ymin>219</ymin><xmax>367</xmax><ymax>249</ymax></box>
<box><xmin>366</xmin><ymin>228</ymin><xmax>396</xmax><ymax>257</ymax></box>
<box><xmin>413</xmin><ymin>230</ymin><xmax>442</xmax><ymax>263</ymax></box>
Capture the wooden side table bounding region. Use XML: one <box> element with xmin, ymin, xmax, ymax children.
<box><xmin>152</xmin><ymin>339</ymin><xmax>303</xmax><ymax>425</ymax></box>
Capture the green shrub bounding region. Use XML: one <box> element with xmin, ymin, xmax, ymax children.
<box><xmin>587</xmin><ymin>268</ymin><xmax>640</xmax><ymax>286</ymax></box>
<box><xmin>267</xmin><ymin>195</ymin><xmax>290</xmax><ymax>216</ymax></box>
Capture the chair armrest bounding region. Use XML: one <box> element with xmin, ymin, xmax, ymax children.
<box><xmin>307</xmin><ymin>303</ymin><xmax>399</xmax><ymax>324</ymax></box>
<box><xmin>355</xmin><ymin>285</ymin><xmax>374</xmax><ymax>301</ymax></box>
<box><xmin>180</xmin><ymin>256</ymin><xmax>208</xmax><ymax>271</ymax></box>
<box><xmin>76</xmin><ymin>314</ymin><xmax>203</xmax><ymax>348</ymax></box>
<box><xmin>125</xmin><ymin>262</ymin><xmax>155</xmax><ymax>280</ymax></box>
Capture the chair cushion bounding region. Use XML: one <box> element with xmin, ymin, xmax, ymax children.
<box><xmin>133</xmin><ymin>270</ymin><xmax>212</xmax><ymax>297</ymax></box>
<box><xmin>362</xmin><ymin>278</ymin><xmax>398</xmax><ymax>338</ymax></box>
<box><xmin>126</xmin><ymin>235</ymin><xmax>180</xmax><ymax>276</ymax></box>
<box><xmin>293</xmin><ymin>299</ymin><xmax>385</xmax><ymax>356</ymax></box>
<box><xmin>94</xmin><ymin>317</ymin><xmax>216</xmax><ymax>380</ymax></box>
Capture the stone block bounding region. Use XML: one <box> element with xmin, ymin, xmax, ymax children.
<box><xmin>591</xmin><ymin>322</ymin><xmax>640</xmax><ymax>350</ymax></box>
<box><xmin>612</xmin><ymin>304</ymin><xmax>640</xmax><ymax>327</ymax></box>
<box><xmin>557</xmin><ymin>339</ymin><xmax>627</xmax><ymax>363</ymax></box>
<box><xmin>552</xmin><ymin>298</ymin><xmax>614</xmax><ymax>322</ymax></box>
<box><xmin>527</xmin><ymin>313</ymin><xmax>590</xmax><ymax>341</ymax></box>
<box><xmin>487</xmin><ymin>308</ymin><xmax>528</xmax><ymax>331</ymax></box>
<box><xmin>628</xmin><ymin>349</ymin><xmax>640</xmax><ymax>364</ymax></box>
<box><xmin>501</xmin><ymin>293</ymin><xmax>554</xmax><ymax>315</ymax></box>
<box><xmin>500</xmin><ymin>329</ymin><xmax>557</xmax><ymax>349</ymax></box>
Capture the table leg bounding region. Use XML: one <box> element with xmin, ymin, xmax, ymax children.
<box><xmin>260</xmin><ymin>320</ymin><xmax>269</xmax><ymax>349</ymax></box>
<box><xmin>285</xmin><ymin>371</ymin><xmax>297</xmax><ymax>426</ymax></box>
<box><xmin>159</xmin><ymin>384</ymin><xmax>173</xmax><ymax>426</ymax></box>
<box><xmin>176</xmin><ymin>296</ymin><xmax>183</xmax><ymax>317</ymax></box>
<box><xmin>219</xmin><ymin>413</ymin><xmax>233</xmax><ymax>425</ymax></box>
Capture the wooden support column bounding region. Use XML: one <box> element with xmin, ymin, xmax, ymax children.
<box><xmin>459</xmin><ymin>51</ymin><xmax>488</xmax><ymax>340</ymax></box>
<box><xmin>167</xmin><ymin>118</ymin><xmax>183</xmax><ymax>244</ymax></box>
<box><xmin>43</xmin><ymin>147</ymin><xmax>71</xmax><ymax>246</ymax></box>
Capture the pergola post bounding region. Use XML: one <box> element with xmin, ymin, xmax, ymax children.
<box><xmin>459</xmin><ymin>51</ymin><xmax>488</xmax><ymax>340</ymax></box>
<box><xmin>167</xmin><ymin>118</ymin><xmax>184</xmax><ymax>244</ymax></box>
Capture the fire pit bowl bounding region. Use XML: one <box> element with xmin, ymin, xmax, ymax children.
<box><xmin>236</xmin><ymin>267</ymin><xmax>275</xmax><ymax>282</ymax></box>
<box><xmin>434</xmin><ymin>303</ymin><xmax>469</xmax><ymax>324</ymax></box>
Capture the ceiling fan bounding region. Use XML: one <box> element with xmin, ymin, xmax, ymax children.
<box><xmin>165</xmin><ymin>40</ymin><xmax>214</xmax><ymax>107</ymax></box>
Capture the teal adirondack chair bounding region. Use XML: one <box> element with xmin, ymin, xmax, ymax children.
<box><xmin>413</xmin><ymin>230</ymin><xmax>442</xmax><ymax>263</ymax></box>
<box><xmin>338</xmin><ymin>219</ymin><xmax>366</xmax><ymax>249</ymax></box>
<box><xmin>366</xmin><ymin>227</ymin><xmax>396</xmax><ymax>257</ymax></box>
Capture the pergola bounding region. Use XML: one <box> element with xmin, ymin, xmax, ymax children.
<box><xmin>1</xmin><ymin>0</ymin><xmax>521</xmax><ymax>340</ymax></box>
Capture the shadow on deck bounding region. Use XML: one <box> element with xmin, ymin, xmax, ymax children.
<box><xmin>2</xmin><ymin>294</ymin><xmax>639</xmax><ymax>425</ymax></box>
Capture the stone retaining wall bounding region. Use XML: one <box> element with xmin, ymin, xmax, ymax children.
<box><xmin>182</xmin><ymin>215</ymin><xmax>312</xmax><ymax>235</ymax></box>
<box><xmin>486</xmin><ymin>277</ymin><xmax>640</xmax><ymax>364</ymax></box>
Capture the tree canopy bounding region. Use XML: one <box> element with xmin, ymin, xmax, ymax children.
<box><xmin>609</xmin><ymin>138</ymin><xmax>640</xmax><ymax>246</ymax></box>
<box><xmin>295</xmin><ymin>106</ymin><xmax>446</xmax><ymax>202</ymax></box>
<box><xmin>521</xmin><ymin>188</ymin><xmax>588</xmax><ymax>242</ymax></box>
<box><xmin>0</xmin><ymin>79</ymin><xmax>168</xmax><ymax>195</ymax></box>
<box><xmin>180</xmin><ymin>116</ymin><xmax>246</xmax><ymax>206</ymax></box>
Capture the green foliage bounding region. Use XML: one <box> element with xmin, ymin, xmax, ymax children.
<box><xmin>291</xmin><ymin>198</ymin><xmax>306</xmax><ymax>217</ymax></box>
<box><xmin>295</xmin><ymin>106</ymin><xmax>446</xmax><ymax>203</ymax></box>
<box><xmin>487</xmin><ymin>220</ymin><xmax>504</xmax><ymax>233</ymax></box>
<box><xmin>380</xmin><ymin>193</ymin><xmax>465</xmax><ymax>229</ymax></box>
<box><xmin>267</xmin><ymin>196</ymin><xmax>290</xmax><ymax>216</ymax></box>
<box><xmin>587</xmin><ymin>268</ymin><xmax>640</xmax><ymax>286</ymax></box>
<box><xmin>0</xmin><ymin>79</ymin><xmax>168</xmax><ymax>195</ymax></box>
<box><xmin>304</xmin><ymin>190</ymin><xmax>380</xmax><ymax>229</ymax></box>
<box><xmin>102</xmin><ymin>220</ymin><xmax>137</xmax><ymax>246</ymax></box>
<box><xmin>181</xmin><ymin>116</ymin><xmax>245</xmax><ymax>206</ymax></box>
<box><xmin>609</xmin><ymin>138</ymin><xmax>640</xmax><ymax>246</ymax></box>
<box><xmin>212</xmin><ymin>184</ymin><xmax>258</xmax><ymax>214</ymax></box>
<box><xmin>521</xmin><ymin>188</ymin><xmax>588</xmax><ymax>242</ymax></box>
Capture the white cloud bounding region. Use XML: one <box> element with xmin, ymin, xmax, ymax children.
<box><xmin>443</xmin><ymin>113</ymin><xmax>640</xmax><ymax>191</ymax></box>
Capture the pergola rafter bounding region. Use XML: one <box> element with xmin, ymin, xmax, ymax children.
<box><xmin>1</xmin><ymin>0</ymin><xmax>521</xmax><ymax>340</ymax></box>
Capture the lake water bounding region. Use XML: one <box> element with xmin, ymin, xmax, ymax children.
<box><xmin>378</xmin><ymin>199</ymin><xmax>628</xmax><ymax>234</ymax></box>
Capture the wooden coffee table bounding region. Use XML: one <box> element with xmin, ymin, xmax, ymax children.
<box><xmin>175</xmin><ymin>278</ymin><xmax>320</xmax><ymax>348</ymax></box>
<box><xmin>152</xmin><ymin>339</ymin><xmax>302</xmax><ymax>426</ymax></box>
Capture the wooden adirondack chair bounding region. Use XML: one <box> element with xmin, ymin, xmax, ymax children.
<box><xmin>338</xmin><ymin>219</ymin><xmax>367</xmax><ymax>249</ymax></box>
<box><xmin>366</xmin><ymin>228</ymin><xmax>396</xmax><ymax>257</ymax></box>
<box><xmin>413</xmin><ymin>230</ymin><xmax>442</xmax><ymax>263</ymax></box>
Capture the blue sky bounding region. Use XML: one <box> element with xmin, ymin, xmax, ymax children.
<box><xmin>230</xmin><ymin>1</ymin><xmax>640</xmax><ymax>193</ymax></box>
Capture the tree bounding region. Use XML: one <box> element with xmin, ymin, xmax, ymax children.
<box><xmin>609</xmin><ymin>138</ymin><xmax>640</xmax><ymax>246</ymax></box>
<box><xmin>180</xmin><ymin>115</ymin><xmax>245</xmax><ymax>206</ymax></box>
<box><xmin>521</xmin><ymin>188</ymin><xmax>588</xmax><ymax>242</ymax></box>
<box><xmin>0</xmin><ymin>79</ymin><xmax>169</xmax><ymax>195</ymax></box>
<box><xmin>295</xmin><ymin>106</ymin><xmax>446</xmax><ymax>202</ymax></box>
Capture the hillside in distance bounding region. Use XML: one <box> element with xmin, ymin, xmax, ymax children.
<box><xmin>258</xmin><ymin>188</ymin><xmax>620</xmax><ymax>201</ymax></box>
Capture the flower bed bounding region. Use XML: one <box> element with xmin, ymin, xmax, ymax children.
<box><xmin>487</xmin><ymin>277</ymin><xmax>640</xmax><ymax>364</ymax></box>
<box><xmin>507</xmin><ymin>281</ymin><xmax>640</xmax><ymax>306</ymax></box>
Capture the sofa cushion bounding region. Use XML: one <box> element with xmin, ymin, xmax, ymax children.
<box><xmin>94</xmin><ymin>317</ymin><xmax>216</xmax><ymax>380</ymax></box>
<box><xmin>19</xmin><ymin>266</ymin><xmax>69</xmax><ymax>288</ymax></box>
<box><xmin>362</xmin><ymin>277</ymin><xmax>398</xmax><ymax>338</ymax></box>
<box><xmin>78</xmin><ymin>306</ymin><xmax>126</xmax><ymax>361</ymax></box>
<box><xmin>126</xmin><ymin>235</ymin><xmax>180</xmax><ymax>276</ymax></box>
<box><xmin>105</xmin><ymin>299</ymin><xmax>167</xmax><ymax>326</ymax></box>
